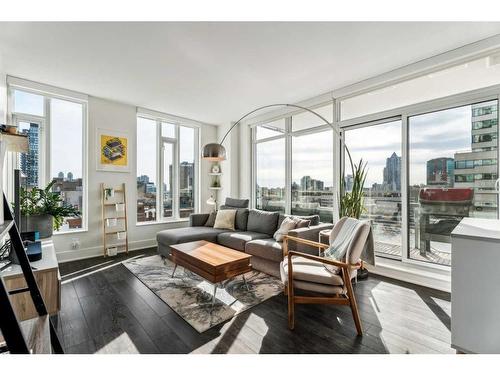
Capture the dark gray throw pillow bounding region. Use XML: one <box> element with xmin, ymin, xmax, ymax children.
<box><xmin>224</xmin><ymin>197</ymin><xmax>249</xmax><ymax>208</ymax></box>
<box><xmin>204</xmin><ymin>211</ymin><xmax>217</xmax><ymax>227</ymax></box>
<box><xmin>247</xmin><ymin>209</ymin><xmax>279</xmax><ymax>236</ymax></box>
<box><xmin>220</xmin><ymin>205</ymin><xmax>249</xmax><ymax>231</ymax></box>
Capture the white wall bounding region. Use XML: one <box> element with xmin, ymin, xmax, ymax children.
<box><xmin>0</xmin><ymin>62</ymin><xmax>6</xmax><ymax>123</ymax></box>
<box><xmin>54</xmin><ymin>96</ymin><xmax>218</xmax><ymax>262</ymax></box>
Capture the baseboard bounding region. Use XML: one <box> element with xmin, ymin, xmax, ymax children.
<box><xmin>367</xmin><ymin>260</ymin><xmax>451</xmax><ymax>293</ymax></box>
<box><xmin>56</xmin><ymin>238</ymin><xmax>157</xmax><ymax>263</ymax></box>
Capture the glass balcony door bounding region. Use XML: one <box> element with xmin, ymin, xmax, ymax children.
<box><xmin>407</xmin><ymin>100</ymin><xmax>499</xmax><ymax>266</ymax></box>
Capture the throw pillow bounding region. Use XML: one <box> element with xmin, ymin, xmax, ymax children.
<box><xmin>213</xmin><ymin>209</ymin><xmax>237</xmax><ymax>230</ymax></box>
<box><xmin>293</xmin><ymin>218</ymin><xmax>311</xmax><ymax>228</ymax></box>
<box><xmin>273</xmin><ymin>216</ymin><xmax>297</xmax><ymax>242</ymax></box>
<box><xmin>204</xmin><ymin>211</ymin><xmax>217</xmax><ymax>227</ymax></box>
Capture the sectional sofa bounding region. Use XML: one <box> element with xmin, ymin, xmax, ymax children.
<box><xmin>156</xmin><ymin>199</ymin><xmax>333</xmax><ymax>278</ymax></box>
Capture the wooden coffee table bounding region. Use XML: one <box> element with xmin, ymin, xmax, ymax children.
<box><xmin>169</xmin><ymin>240</ymin><xmax>252</xmax><ymax>307</ymax></box>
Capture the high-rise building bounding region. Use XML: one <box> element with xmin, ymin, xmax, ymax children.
<box><xmin>67</xmin><ymin>171</ymin><xmax>73</xmax><ymax>181</ymax></box>
<box><xmin>20</xmin><ymin>123</ymin><xmax>39</xmax><ymax>187</ymax></box>
<box><xmin>426</xmin><ymin>157</ymin><xmax>454</xmax><ymax>186</ymax></box>
<box><xmin>58</xmin><ymin>171</ymin><xmax>64</xmax><ymax>179</ymax></box>
<box><xmin>383</xmin><ymin>152</ymin><xmax>401</xmax><ymax>192</ymax></box>
<box><xmin>454</xmin><ymin>100</ymin><xmax>498</xmax><ymax>216</ymax></box>
<box><xmin>179</xmin><ymin>161</ymin><xmax>194</xmax><ymax>191</ymax></box>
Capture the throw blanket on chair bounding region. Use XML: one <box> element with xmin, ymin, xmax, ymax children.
<box><xmin>323</xmin><ymin>218</ymin><xmax>376</xmax><ymax>273</ymax></box>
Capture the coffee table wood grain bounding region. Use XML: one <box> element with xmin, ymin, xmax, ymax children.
<box><xmin>169</xmin><ymin>240</ymin><xmax>252</xmax><ymax>284</ymax></box>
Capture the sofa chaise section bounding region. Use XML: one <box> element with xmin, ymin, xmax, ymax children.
<box><xmin>157</xmin><ymin>226</ymin><xmax>228</xmax><ymax>256</ymax></box>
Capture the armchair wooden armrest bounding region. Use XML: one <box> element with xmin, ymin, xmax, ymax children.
<box><xmin>283</xmin><ymin>235</ymin><xmax>363</xmax><ymax>271</ymax></box>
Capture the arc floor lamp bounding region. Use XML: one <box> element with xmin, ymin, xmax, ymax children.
<box><xmin>202</xmin><ymin>103</ymin><xmax>347</xmax><ymax>162</ymax></box>
<box><xmin>201</xmin><ymin>103</ymin><xmax>355</xmax><ymax>222</ymax></box>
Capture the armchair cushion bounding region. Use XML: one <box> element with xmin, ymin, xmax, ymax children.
<box><xmin>282</xmin><ymin>256</ymin><xmax>344</xmax><ymax>286</ymax></box>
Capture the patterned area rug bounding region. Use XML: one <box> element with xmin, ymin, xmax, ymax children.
<box><xmin>123</xmin><ymin>255</ymin><xmax>283</xmax><ymax>333</ymax></box>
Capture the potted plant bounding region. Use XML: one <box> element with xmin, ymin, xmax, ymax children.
<box><xmin>17</xmin><ymin>180</ymin><xmax>80</xmax><ymax>238</ymax></box>
<box><xmin>339</xmin><ymin>155</ymin><xmax>368</xmax><ymax>219</ymax></box>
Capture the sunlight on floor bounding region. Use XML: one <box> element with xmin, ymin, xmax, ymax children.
<box><xmin>95</xmin><ymin>332</ymin><xmax>139</xmax><ymax>354</ymax></box>
<box><xmin>368</xmin><ymin>282</ymin><xmax>452</xmax><ymax>354</ymax></box>
<box><xmin>61</xmin><ymin>255</ymin><xmax>145</xmax><ymax>284</ymax></box>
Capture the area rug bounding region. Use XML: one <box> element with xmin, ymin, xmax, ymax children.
<box><xmin>123</xmin><ymin>255</ymin><xmax>283</xmax><ymax>333</ymax></box>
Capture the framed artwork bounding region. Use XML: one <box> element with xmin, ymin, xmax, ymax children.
<box><xmin>96</xmin><ymin>128</ymin><xmax>129</xmax><ymax>172</ymax></box>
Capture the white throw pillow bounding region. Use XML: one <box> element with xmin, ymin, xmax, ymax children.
<box><xmin>213</xmin><ymin>209</ymin><xmax>237</xmax><ymax>230</ymax></box>
<box><xmin>273</xmin><ymin>217</ymin><xmax>297</xmax><ymax>242</ymax></box>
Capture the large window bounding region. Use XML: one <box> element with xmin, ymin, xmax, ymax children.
<box><xmin>10</xmin><ymin>87</ymin><xmax>86</xmax><ymax>232</ymax></box>
<box><xmin>136</xmin><ymin>115</ymin><xmax>198</xmax><ymax>223</ymax></box>
<box><xmin>344</xmin><ymin>120</ymin><xmax>403</xmax><ymax>260</ymax></box>
<box><xmin>291</xmin><ymin>130</ymin><xmax>333</xmax><ymax>222</ymax></box>
<box><xmin>253</xmin><ymin>103</ymin><xmax>334</xmax><ymax>218</ymax></box>
<box><xmin>408</xmin><ymin>101</ymin><xmax>498</xmax><ymax>266</ymax></box>
<box><xmin>255</xmin><ymin>136</ymin><xmax>286</xmax><ymax>212</ymax></box>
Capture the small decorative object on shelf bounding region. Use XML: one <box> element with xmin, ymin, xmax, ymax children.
<box><xmin>211</xmin><ymin>164</ymin><xmax>221</xmax><ymax>174</ymax></box>
<box><xmin>101</xmin><ymin>183</ymin><xmax>129</xmax><ymax>257</ymax></box>
<box><xmin>104</xmin><ymin>187</ymin><xmax>114</xmax><ymax>200</ymax></box>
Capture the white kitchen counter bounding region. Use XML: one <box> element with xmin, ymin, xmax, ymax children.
<box><xmin>451</xmin><ymin>217</ymin><xmax>500</xmax><ymax>354</ymax></box>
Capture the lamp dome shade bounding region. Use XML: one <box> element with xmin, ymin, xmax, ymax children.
<box><xmin>202</xmin><ymin>143</ymin><xmax>226</xmax><ymax>161</ymax></box>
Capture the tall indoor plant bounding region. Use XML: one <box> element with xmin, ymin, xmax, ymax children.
<box><xmin>339</xmin><ymin>149</ymin><xmax>368</xmax><ymax>219</ymax></box>
<box><xmin>18</xmin><ymin>180</ymin><xmax>80</xmax><ymax>238</ymax></box>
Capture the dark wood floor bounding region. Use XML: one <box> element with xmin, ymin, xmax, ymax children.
<box><xmin>51</xmin><ymin>248</ymin><xmax>453</xmax><ymax>354</ymax></box>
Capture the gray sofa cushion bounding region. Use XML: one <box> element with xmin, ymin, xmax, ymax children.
<box><xmin>204</xmin><ymin>211</ymin><xmax>217</xmax><ymax>227</ymax></box>
<box><xmin>278</xmin><ymin>214</ymin><xmax>320</xmax><ymax>227</ymax></box>
<box><xmin>217</xmin><ymin>231</ymin><xmax>270</xmax><ymax>251</ymax></box>
<box><xmin>157</xmin><ymin>226</ymin><xmax>227</xmax><ymax>247</ymax></box>
<box><xmin>225</xmin><ymin>197</ymin><xmax>249</xmax><ymax>208</ymax></box>
<box><xmin>220</xmin><ymin>205</ymin><xmax>249</xmax><ymax>231</ymax></box>
<box><xmin>247</xmin><ymin>209</ymin><xmax>279</xmax><ymax>236</ymax></box>
<box><xmin>245</xmin><ymin>239</ymin><xmax>283</xmax><ymax>262</ymax></box>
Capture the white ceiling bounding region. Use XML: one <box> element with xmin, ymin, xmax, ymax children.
<box><xmin>1</xmin><ymin>22</ymin><xmax>500</xmax><ymax>125</ymax></box>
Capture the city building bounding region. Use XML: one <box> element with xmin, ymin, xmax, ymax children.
<box><xmin>426</xmin><ymin>157</ymin><xmax>454</xmax><ymax>186</ymax></box>
<box><xmin>383</xmin><ymin>152</ymin><xmax>401</xmax><ymax>192</ymax></box>
<box><xmin>19</xmin><ymin>122</ymin><xmax>39</xmax><ymax>187</ymax></box>
<box><xmin>454</xmin><ymin>100</ymin><xmax>499</xmax><ymax>216</ymax></box>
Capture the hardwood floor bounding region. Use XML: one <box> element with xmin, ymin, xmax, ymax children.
<box><xmin>51</xmin><ymin>248</ymin><xmax>453</xmax><ymax>354</ymax></box>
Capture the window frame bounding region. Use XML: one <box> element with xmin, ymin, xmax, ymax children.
<box><xmin>136</xmin><ymin>112</ymin><xmax>200</xmax><ymax>225</ymax></box>
<box><xmin>338</xmin><ymin>84</ymin><xmax>500</xmax><ymax>271</ymax></box>
<box><xmin>251</xmin><ymin>102</ymin><xmax>336</xmax><ymax>218</ymax></box>
<box><xmin>7</xmin><ymin>81</ymin><xmax>89</xmax><ymax>234</ymax></box>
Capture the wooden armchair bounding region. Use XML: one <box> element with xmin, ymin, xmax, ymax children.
<box><xmin>281</xmin><ymin>219</ymin><xmax>370</xmax><ymax>336</ymax></box>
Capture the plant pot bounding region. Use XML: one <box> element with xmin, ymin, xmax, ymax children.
<box><xmin>21</xmin><ymin>214</ymin><xmax>54</xmax><ymax>239</ymax></box>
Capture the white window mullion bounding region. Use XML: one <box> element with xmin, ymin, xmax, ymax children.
<box><xmin>173</xmin><ymin>125</ymin><xmax>180</xmax><ymax>220</ymax></box>
<box><xmin>401</xmin><ymin>114</ymin><xmax>409</xmax><ymax>262</ymax></box>
<box><xmin>285</xmin><ymin>117</ymin><xmax>292</xmax><ymax>215</ymax></box>
<box><xmin>156</xmin><ymin>120</ymin><xmax>162</xmax><ymax>222</ymax></box>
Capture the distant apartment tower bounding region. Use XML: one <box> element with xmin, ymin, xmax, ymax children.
<box><xmin>179</xmin><ymin>161</ymin><xmax>194</xmax><ymax>191</ymax></box>
<box><xmin>20</xmin><ymin>123</ymin><xmax>39</xmax><ymax>187</ymax></box>
<box><xmin>383</xmin><ymin>152</ymin><xmax>401</xmax><ymax>192</ymax></box>
<box><xmin>300</xmin><ymin>175</ymin><xmax>325</xmax><ymax>191</ymax></box>
<box><xmin>454</xmin><ymin>100</ymin><xmax>498</xmax><ymax>216</ymax></box>
<box><xmin>426</xmin><ymin>157</ymin><xmax>454</xmax><ymax>187</ymax></box>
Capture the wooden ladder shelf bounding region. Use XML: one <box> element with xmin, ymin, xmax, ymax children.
<box><xmin>101</xmin><ymin>183</ymin><xmax>129</xmax><ymax>257</ymax></box>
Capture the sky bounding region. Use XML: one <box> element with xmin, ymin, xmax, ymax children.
<box><xmin>258</xmin><ymin>104</ymin><xmax>476</xmax><ymax>189</ymax></box>
<box><xmin>13</xmin><ymin>89</ymin><xmax>486</xmax><ymax>189</ymax></box>
<box><xmin>137</xmin><ymin>117</ymin><xmax>195</xmax><ymax>184</ymax></box>
<box><xmin>15</xmin><ymin>90</ymin><xmax>195</xmax><ymax>185</ymax></box>
<box><xmin>15</xmin><ymin>90</ymin><xmax>83</xmax><ymax>178</ymax></box>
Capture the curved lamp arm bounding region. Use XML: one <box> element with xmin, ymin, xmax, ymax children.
<box><xmin>202</xmin><ymin>102</ymin><xmax>353</xmax><ymax>170</ymax></box>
